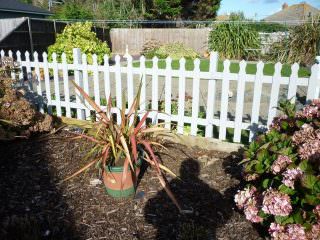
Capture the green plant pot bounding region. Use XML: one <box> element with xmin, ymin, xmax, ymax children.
<box><xmin>103</xmin><ymin>159</ymin><xmax>142</xmax><ymax>198</ymax></box>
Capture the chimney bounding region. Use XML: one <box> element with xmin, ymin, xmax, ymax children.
<box><xmin>282</xmin><ymin>3</ymin><xmax>289</xmax><ymax>10</ymax></box>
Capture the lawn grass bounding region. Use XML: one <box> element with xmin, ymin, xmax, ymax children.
<box><xmin>132</xmin><ymin>59</ymin><xmax>311</xmax><ymax>78</ymax></box>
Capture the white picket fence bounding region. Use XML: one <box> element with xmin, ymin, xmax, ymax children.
<box><xmin>4</xmin><ymin>48</ymin><xmax>320</xmax><ymax>143</ymax></box>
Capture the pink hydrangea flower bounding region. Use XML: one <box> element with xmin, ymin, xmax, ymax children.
<box><xmin>313</xmin><ymin>205</ymin><xmax>320</xmax><ymax>219</ymax></box>
<box><xmin>243</xmin><ymin>205</ymin><xmax>263</xmax><ymax>223</ymax></box>
<box><xmin>269</xmin><ymin>223</ymin><xmax>307</xmax><ymax>240</ymax></box>
<box><xmin>262</xmin><ymin>189</ymin><xmax>292</xmax><ymax>216</ymax></box>
<box><xmin>282</xmin><ymin>168</ymin><xmax>303</xmax><ymax>189</ymax></box>
<box><xmin>269</xmin><ymin>223</ymin><xmax>285</xmax><ymax>239</ymax></box>
<box><xmin>308</xmin><ymin>223</ymin><xmax>320</xmax><ymax>240</ymax></box>
<box><xmin>271</xmin><ymin>155</ymin><xmax>292</xmax><ymax>174</ymax></box>
<box><xmin>234</xmin><ymin>186</ymin><xmax>257</xmax><ymax>210</ymax></box>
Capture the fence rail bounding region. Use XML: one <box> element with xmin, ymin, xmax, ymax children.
<box><xmin>5</xmin><ymin>48</ymin><xmax>320</xmax><ymax>143</ymax></box>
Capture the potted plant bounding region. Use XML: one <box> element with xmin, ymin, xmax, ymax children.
<box><xmin>63</xmin><ymin>81</ymin><xmax>180</xmax><ymax>209</ymax></box>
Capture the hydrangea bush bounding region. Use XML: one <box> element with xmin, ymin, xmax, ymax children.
<box><xmin>235</xmin><ymin>100</ymin><xmax>320</xmax><ymax>239</ymax></box>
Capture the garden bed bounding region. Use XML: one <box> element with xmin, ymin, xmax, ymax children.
<box><xmin>0</xmin><ymin>130</ymin><xmax>263</xmax><ymax>240</ymax></box>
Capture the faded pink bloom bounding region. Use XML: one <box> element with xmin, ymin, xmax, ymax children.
<box><xmin>262</xmin><ymin>189</ymin><xmax>292</xmax><ymax>216</ymax></box>
<box><xmin>244</xmin><ymin>173</ymin><xmax>259</xmax><ymax>181</ymax></box>
<box><xmin>271</xmin><ymin>155</ymin><xmax>292</xmax><ymax>174</ymax></box>
<box><xmin>282</xmin><ymin>168</ymin><xmax>303</xmax><ymax>189</ymax></box>
<box><xmin>269</xmin><ymin>223</ymin><xmax>285</xmax><ymax>239</ymax></box>
<box><xmin>269</xmin><ymin>223</ymin><xmax>307</xmax><ymax>240</ymax></box>
<box><xmin>308</xmin><ymin>223</ymin><xmax>320</xmax><ymax>240</ymax></box>
<box><xmin>234</xmin><ymin>186</ymin><xmax>257</xmax><ymax>210</ymax></box>
<box><xmin>243</xmin><ymin>205</ymin><xmax>263</xmax><ymax>223</ymax></box>
<box><xmin>313</xmin><ymin>205</ymin><xmax>320</xmax><ymax>219</ymax></box>
<box><xmin>270</xmin><ymin>115</ymin><xmax>288</xmax><ymax>131</ymax></box>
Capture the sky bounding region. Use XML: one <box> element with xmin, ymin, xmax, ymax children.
<box><xmin>218</xmin><ymin>0</ymin><xmax>320</xmax><ymax>20</ymax></box>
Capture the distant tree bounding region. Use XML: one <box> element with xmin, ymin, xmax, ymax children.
<box><xmin>229</xmin><ymin>11</ymin><xmax>246</xmax><ymax>21</ymax></box>
<box><xmin>20</xmin><ymin>0</ymin><xmax>33</xmax><ymax>4</ymax></box>
<box><xmin>145</xmin><ymin>0</ymin><xmax>182</xmax><ymax>20</ymax></box>
<box><xmin>53</xmin><ymin>1</ymin><xmax>93</xmax><ymax>19</ymax></box>
<box><xmin>181</xmin><ymin>0</ymin><xmax>221</xmax><ymax>20</ymax></box>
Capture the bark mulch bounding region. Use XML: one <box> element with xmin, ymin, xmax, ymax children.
<box><xmin>0</xmin><ymin>131</ymin><xmax>264</xmax><ymax>240</ymax></box>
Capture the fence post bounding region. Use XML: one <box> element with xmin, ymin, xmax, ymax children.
<box><xmin>73</xmin><ymin>48</ymin><xmax>85</xmax><ymax>120</ymax></box>
<box><xmin>205</xmin><ymin>52</ymin><xmax>218</xmax><ymax>138</ymax></box>
<box><xmin>307</xmin><ymin>64</ymin><xmax>320</xmax><ymax>102</ymax></box>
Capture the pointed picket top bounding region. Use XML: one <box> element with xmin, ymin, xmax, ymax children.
<box><xmin>291</xmin><ymin>63</ymin><xmax>299</xmax><ymax>76</ymax></box>
<box><xmin>61</xmin><ymin>53</ymin><xmax>67</xmax><ymax>63</ymax></box>
<box><xmin>52</xmin><ymin>52</ymin><xmax>57</xmax><ymax>62</ymax></box>
<box><xmin>223</xmin><ymin>59</ymin><xmax>231</xmax><ymax>72</ymax></box>
<box><xmin>115</xmin><ymin>55</ymin><xmax>121</xmax><ymax>64</ymax></box>
<box><xmin>139</xmin><ymin>55</ymin><xmax>146</xmax><ymax>62</ymax></box>
<box><xmin>8</xmin><ymin>50</ymin><xmax>13</xmax><ymax>58</ymax></box>
<box><xmin>152</xmin><ymin>56</ymin><xmax>159</xmax><ymax>63</ymax></box>
<box><xmin>0</xmin><ymin>50</ymin><xmax>5</xmax><ymax>57</ymax></box>
<box><xmin>210</xmin><ymin>51</ymin><xmax>218</xmax><ymax>61</ymax></box>
<box><xmin>92</xmin><ymin>54</ymin><xmax>98</xmax><ymax>65</ymax></box>
<box><xmin>103</xmin><ymin>54</ymin><xmax>109</xmax><ymax>66</ymax></box>
<box><xmin>126</xmin><ymin>54</ymin><xmax>133</xmax><ymax>63</ymax></box>
<box><xmin>239</xmin><ymin>60</ymin><xmax>247</xmax><ymax>73</ymax></box>
<box><xmin>257</xmin><ymin>61</ymin><xmax>264</xmax><ymax>72</ymax></box>
<box><xmin>33</xmin><ymin>51</ymin><xmax>39</xmax><ymax>61</ymax></box>
<box><xmin>42</xmin><ymin>52</ymin><xmax>47</xmax><ymax>60</ymax></box>
<box><xmin>274</xmin><ymin>62</ymin><xmax>282</xmax><ymax>75</ymax></box>
<box><xmin>179</xmin><ymin>57</ymin><xmax>186</xmax><ymax>69</ymax></box>
<box><xmin>16</xmin><ymin>51</ymin><xmax>21</xmax><ymax>61</ymax></box>
<box><xmin>25</xmin><ymin>51</ymin><xmax>30</xmax><ymax>60</ymax></box>
<box><xmin>165</xmin><ymin>56</ymin><xmax>172</xmax><ymax>68</ymax></box>
<box><xmin>194</xmin><ymin>58</ymin><xmax>200</xmax><ymax>69</ymax></box>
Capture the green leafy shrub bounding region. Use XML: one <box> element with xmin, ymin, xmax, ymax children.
<box><xmin>144</xmin><ymin>42</ymin><xmax>199</xmax><ymax>60</ymax></box>
<box><xmin>140</xmin><ymin>39</ymin><xmax>162</xmax><ymax>59</ymax></box>
<box><xmin>48</xmin><ymin>22</ymin><xmax>111</xmax><ymax>64</ymax></box>
<box><xmin>268</xmin><ymin>19</ymin><xmax>320</xmax><ymax>66</ymax></box>
<box><xmin>235</xmin><ymin>99</ymin><xmax>320</xmax><ymax>239</ymax></box>
<box><xmin>209</xmin><ymin>23</ymin><xmax>261</xmax><ymax>59</ymax></box>
<box><xmin>250</xmin><ymin>22</ymin><xmax>289</xmax><ymax>33</ymax></box>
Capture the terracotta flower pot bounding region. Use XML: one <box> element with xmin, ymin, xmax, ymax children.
<box><xmin>103</xmin><ymin>159</ymin><xmax>142</xmax><ymax>198</ymax></box>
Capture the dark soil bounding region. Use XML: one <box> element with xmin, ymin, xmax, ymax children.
<box><xmin>0</xmin><ymin>131</ymin><xmax>263</xmax><ymax>240</ymax></box>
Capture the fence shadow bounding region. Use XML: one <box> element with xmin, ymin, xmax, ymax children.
<box><xmin>0</xmin><ymin>138</ymin><xmax>80</xmax><ymax>240</ymax></box>
<box><xmin>144</xmin><ymin>159</ymin><xmax>232</xmax><ymax>240</ymax></box>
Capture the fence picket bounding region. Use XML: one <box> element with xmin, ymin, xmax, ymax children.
<box><xmin>307</xmin><ymin>64</ymin><xmax>320</xmax><ymax>102</ymax></box>
<box><xmin>139</xmin><ymin>56</ymin><xmax>146</xmax><ymax>113</ymax></box>
<box><xmin>25</xmin><ymin>51</ymin><xmax>33</xmax><ymax>91</ymax></box>
<box><xmin>33</xmin><ymin>52</ymin><xmax>43</xmax><ymax>113</ymax></box>
<box><xmin>287</xmin><ymin>63</ymin><xmax>299</xmax><ymax>102</ymax></box>
<box><xmin>233</xmin><ymin>60</ymin><xmax>247</xmax><ymax>143</ymax></box>
<box><xmin>81</xmin><ymin>54</ymin><xmax>90</xmax><ymax>119</ymax></box>
<box><xmin>164</xmin><ymin>57</ymin><xmax>172</xmax><ymax>130</ymax></box>
<box><xmin>16</xmin><ymin>51</ymin><xmax>24</xmax><ymax>85</ymax></box>
<box><xmin>267</xmin><ymin>62</ymin><xmax>282</xmax><ymax>127</ymax></box>
<box><xmin>93</xmin><ymin>54</ymin><xmax>101</xmax><ymax>107</ymax></box>
<box><xmin>8</xmin><ymin>50</ymin><xmax>15</xmax><ymax>80</ymax></box>
<box><xmin>219</xmin><ymin>60</ymin><xmax>231</xmax><ymax>140</ymax></box>
<box><xmin>205</xmin><ymin>52</ymin><xmax>218</xmax><ymax>138</ymax></box>
<box><xmin>177</xmin><ymin>58</ymin><xmax>186</xmax><ymax>134</ymax></box>
<box><xmin>103</xmin><ymin>55</ymin><xmax>110</xmax><ymax>106</ymax></box>
<box><xmin>42</xmin><ymin>52</ymin><xmax>52</xmax><ymax>114</ymax></box>
<box><xmin>249</xmin><ymin>61</ymin><xmax>264</xmax><ymax>141</ymax></box>
<box><xmin>115</xmin><ymin>55</ymin><xmax>122</xmax><ymax>125</ymax></box>
<box><xmin>191</xmin><ymin>58</ymin><xmax>201</xmax><ymax>136</ymax></box>
<box><xmin>73</xmin><ymin>48</ymin><xmax>85</xmax><ymax>120</ymax></box>
<box><xmin>62</xmin><ymin>53</ymin><xmax>71</xmax><ymax>118</ymax></box>
<box><xmin>152</xmin><ymin>56</ymin><xmax>159</xmax><ymax>124</ymax></box>
<box><xmin>52</xmin><ymin>53</ymin><xmax>62</xmax><ymax>117</ymax></box>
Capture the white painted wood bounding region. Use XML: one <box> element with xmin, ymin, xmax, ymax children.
<box><xmin>115</xmin><ymin>55</ymin><xmax>122</xmax><ymax>125</ymax></box>
<box><xmin>164</xmin><ymin>57</ymin><xmax>172</xmax><ymax>130</ymax></box>
<box><xmin>73</xmin><ymin>48</ymin><xmax>84</xmax><ymax>120</ymax></box>
<box><xmin>42</xmin><ymin>52</ymin><xmax>52</xmax><ymax>114</ymax></box>
<box><xmin>287</xmin><ymin>63</ymin><xmax>299</xmax><ymax>102</ymax></box>
<box><xmin>52</xmin><ymin>53</ymin><xmax>62</xmax><ymax>117</ymax></box>
<box><xmin>8</xmin><ymin>50</ymin><xmax>15</xmax><ymax>80</ymax></box>
<box><xmin>92</xmin><ymin>54</ymin><xmax>100</xmax><ymax>106</ymax></box>
<box><xmin>177</xmin><ymin>58</ymin><xmax>186</xmax><ymax>134</ymax></box>
<box><xmin>219</xmin><ymin>60</ymin><xmax>231</xmax><ymax>140</ymax></box>
<box><xmin>103</xmin><ymin>54</ymin><xmax>110</xmax><ymax>106</ymax></box>
<box><xmin>191</xmin><ymin>58</ymin><xmax>200</xmax><ymax>136</ymax></box>
<box><xmin>25</xmin><ymin>51</ymin><xmax>33</xmax><ymax>91</ymax></box>
<box><xmin>205</xmin><ymin>52</ymin><xmax>218</xmax><ymax>138</ymax></box>
<box><xmin>249</xmin><ymin>61</ymin><xmax>264</xmax><ymax>141</ymax></box>
<box><xmin>62</xmin><ymin>53</ymin><xmax>71</xmax><ymax>118</ymax></box>
<box><xmin>81</xmin><ymin>53</ymin><xmax>91</xmax><ymax>119</ymax></box>
<box><xmin>33</xmin><ymin>51</ymin><xmax>43</xmax><ymax>113</ymax></box>
<box><xmin>267</xmin><ymin>62</ymin><xmax>282</xmax><ymax>127</ymax></box>
<box><xmin>127</xmin><ymin>55</ymin><xmax>134</xmax><ymax>108</ymax></box>
<box><xmin>152</xmin><ymin>56</ymin><xmax>159</xmax><ymax>124</ymax></box>
<box><xmin>307</xmin><ymin>64</ymin><xmax>320</xmax><ymax>102</ymax></box>
<box><xmin>139</xmin><ymin>55</ymin><xmax>146</xmax><ymax>112</ymax></box>
<box><xmin>233</xmin><ymin>60</ymin><xmax>247</xmax><ymax>143</ymax></box>
<box><xmin>16</xmin><ymin>51</ymin><xmax>24</xmax><ymax>85</ymax></box>
<box><xmin>0</xmin><ymin>49</ymin><xmax>4</xmax><ymax>58</ymax></box>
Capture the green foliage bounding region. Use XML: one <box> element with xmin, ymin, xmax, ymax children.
<box><xmin>145</xmin><ymin>43</ymin><xmax>199</xmax><ymax>60</ymax></box>
<box><xmin>250</xmin><ymin>22</ymin><xmax>289</xmax><ymax>33</ymax></box>
<box><xmin>181</xmin><ymin>0</ymin><xmax>221</xmax><ymax>20</ymax></box>
<box><xmin>268</xmin><ymin>18</ymin><xmax>320</xmax><ymax>66</ymax></box>
<box><xmin>229</xmin><ymin>11</ymin><xmax>246</xmax><ymax>21</ymax></box>
<box><xmin>47</xmin><ymin>22</ymin><xmax>110</xmax><ymax>64</ymax></box>
<box><xmin>53</xmin><ymin>2</ymin><xmax>93</xmax><ymax>20</ymax></box>
<box><xmin>99</xmin><ymin>0</ymin><xmax>144</xmax><ymax>20</ymax></box>
<box><xmin>144</xmin><ymin>0</ymin><xmax>182</xmax><ymax>20</ymax></box>
<box><xmin>209</xmin><ymin>22</ymin><xmax>261</xmax><ymax>59</ymax></box>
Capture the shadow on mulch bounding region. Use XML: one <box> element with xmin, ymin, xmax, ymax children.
<box><xmin>0</xmin><ymin>138</ymin><xmax>80</xmax><ymax>240</ymax></box>
<box><xmin>144</xmin><ymin>158</ymin><xmax>233</xmax><ymax>240</ymax></box>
